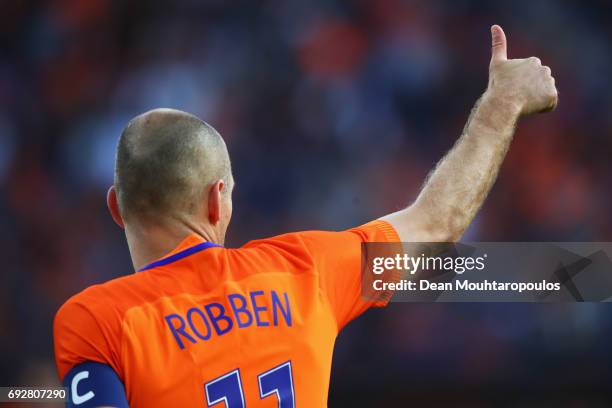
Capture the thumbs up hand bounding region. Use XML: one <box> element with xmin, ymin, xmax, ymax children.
<box><xmin>487</xmin><ymin>25</ymin><xmax>558</xmax><ymax>115</ymax></box>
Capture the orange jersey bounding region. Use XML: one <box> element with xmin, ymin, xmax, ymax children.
<box><xmin>53</xmin><ymin>220</ymin><xmax>399</xmax><ymax>407</ymax></box>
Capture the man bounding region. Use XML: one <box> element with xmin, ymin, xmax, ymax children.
<box><xmin>54</xmin><ymin>25</ymin><xmax>556</xmax><ymax>407</ymax></box>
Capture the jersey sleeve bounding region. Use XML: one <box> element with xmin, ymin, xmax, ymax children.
<box><xmin>53</xmin><ymin>294</ymin><xmax>123</xmax><ymax>382</ymax></box>
<box><xmin>306</xmin><ymin>220</ymin><xmax>400</xmax><ymax>329</ymax></box>
<box><xmin>243</xmin><ymin>220</ymin><xmax>400</xmax><ymax>330</ymax></box>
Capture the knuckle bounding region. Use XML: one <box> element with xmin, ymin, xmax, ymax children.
<box><xmin>545</xmin><ymin>91</ymin><xmax>558</xmax><ymax>111</ymax></box>
<box><xmin>529</xmin><ymin>56</ymin><xmax>541</xmax><ymax>65</ymax></box>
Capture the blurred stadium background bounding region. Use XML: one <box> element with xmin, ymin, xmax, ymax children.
<box><xmin>1</xmin><ymin>0</ymin><xmax>611</xmax><ymax>406</ymax></box>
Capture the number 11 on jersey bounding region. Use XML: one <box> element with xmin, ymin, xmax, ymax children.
<box><xmin>205</xmin><ymin>361</ymin><xmax>295</xmax><ymax>407</ymax></box>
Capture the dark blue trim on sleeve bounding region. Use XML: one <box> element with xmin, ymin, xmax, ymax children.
<box><xmin>63</xmin><ymin>362</ymin><xmax>128</xmax><ymax>408</ymax></box>
<box><xmin>138</xmin><ymin>241</ymin><xmax>222</xmax><ymax>272</ymax></box>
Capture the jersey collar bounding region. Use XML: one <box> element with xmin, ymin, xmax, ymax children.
<box><xmin>138</xmin><ymin>234</ymin><xmax>222</xmax><ymax>272</ymax></box>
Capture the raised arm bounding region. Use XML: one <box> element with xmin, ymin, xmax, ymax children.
<box><xmin>381</xmin><ymin>25</ymin><xmax>557</xmax><ymax>242</ymax></box>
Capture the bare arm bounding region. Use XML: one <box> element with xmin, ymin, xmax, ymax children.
<box><xmin>381</xmin><ymin>25</ymin><xmax>557</xmax><ymax>242</ymax></box>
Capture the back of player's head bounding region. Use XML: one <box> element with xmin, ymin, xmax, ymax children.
<box><xmin>114</xmin><ymin>108</ymin><xmax>232</xmax><ymax>223</ymax></box>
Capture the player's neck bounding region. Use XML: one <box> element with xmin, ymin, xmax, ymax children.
<box><xmin>125</xmin><ymin>221</ymin><xmax>218</xmax><ymax>271</ymax></box>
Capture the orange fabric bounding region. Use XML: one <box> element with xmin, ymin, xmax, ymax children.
<box><xmin>53</xmin><ymin>220</ymin><xmax>399</xmax><ymax>407</ymax></box>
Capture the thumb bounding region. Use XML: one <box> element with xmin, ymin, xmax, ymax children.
<box><xmin>490</xmin><ymin>24</ymin><xmax>507</xmax><ymax>63</ymax></box>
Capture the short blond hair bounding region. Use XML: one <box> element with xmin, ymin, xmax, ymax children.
<box><xmin>115</xmin><ymin>108</ymin><xmax>231</xmax><ymax>222</ymax></box>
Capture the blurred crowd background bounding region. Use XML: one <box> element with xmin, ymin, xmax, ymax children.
<box><xmin>1</xmin><ymin>0</ymin><xmax>611</xmax><ymax>406</ymax></box>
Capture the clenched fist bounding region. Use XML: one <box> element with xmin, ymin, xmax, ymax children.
<box><xmin>487</xmin><ymin>25</ymin><xmax>558</xmax><ymax>115</ymax></box>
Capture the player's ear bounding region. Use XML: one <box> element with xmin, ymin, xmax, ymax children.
<box><xmin>207</xmin><ymin>180</ymin><xmax>225</xmax><ymax>225</ymax></box>
<box><xmin>107</xmin><ymin>186</ymin><xmax>125</xmax><ymax>229</ymax></box>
